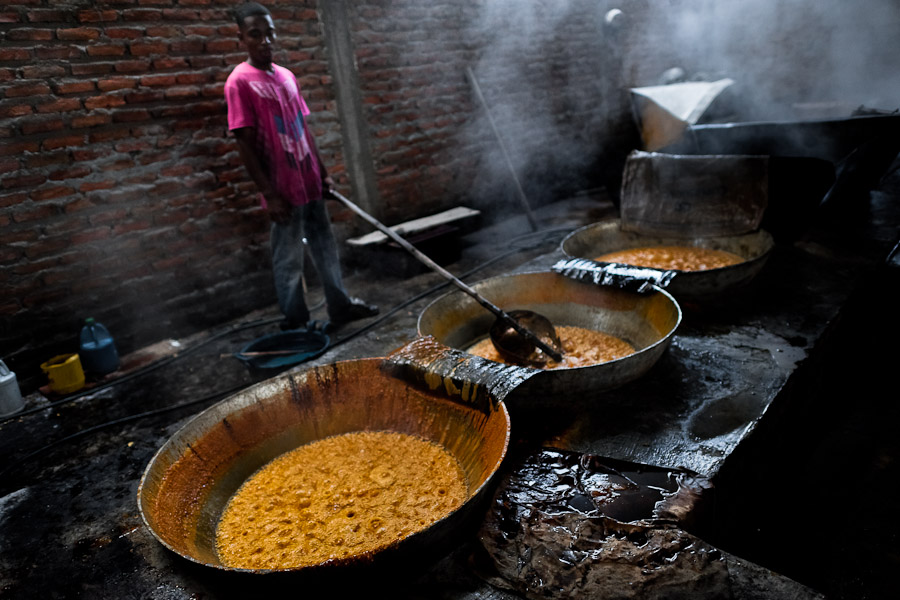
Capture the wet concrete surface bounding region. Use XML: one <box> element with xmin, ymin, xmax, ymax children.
<box><xmin>1</xmin><ymin>178</ymin><xmax>899</xmax><ymax>598</ymax></box>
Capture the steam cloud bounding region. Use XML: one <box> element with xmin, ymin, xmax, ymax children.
<box><xmin>461</xmin><ymin>0</ymin><xmax>900</xmax><ymax>215</ymax></box>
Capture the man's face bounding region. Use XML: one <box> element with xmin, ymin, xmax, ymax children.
<box><xmin>239</xmin><ymin>14</ymin><xmax>276</xmax><ymax>69</ymax></box>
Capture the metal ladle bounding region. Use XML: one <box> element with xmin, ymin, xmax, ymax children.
<box><xmin>329</xmin><ymin>190</ymin><xmax>564</xmax><ymax>366</ymax></box>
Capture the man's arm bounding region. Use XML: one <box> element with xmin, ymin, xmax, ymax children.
<box><xmin>306</xmin><ymin>126</ymin><xmax>335</xmax><ymax>199</ymax></box>
<box><xmin>233</xmin><ymin>127</ymin><xmax>291</xmax><ymax>224</ymax></box>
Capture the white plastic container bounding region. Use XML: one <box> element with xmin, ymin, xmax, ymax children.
<box><xmin>0</xmin><ymin>359</ymin><xmax>24</xmax><ymax>417</ymax></box>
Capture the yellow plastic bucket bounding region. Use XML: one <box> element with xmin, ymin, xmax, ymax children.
<box><xmin>40</xmin><ymin>353</ymin><xmax>85</xmax><ymax>394</ymax></box>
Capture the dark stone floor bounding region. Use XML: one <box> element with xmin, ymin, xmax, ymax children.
<box><xmin>1</xmin><ymin>167</ymin><xmax>898</xmax><ymax>598</ymax></box>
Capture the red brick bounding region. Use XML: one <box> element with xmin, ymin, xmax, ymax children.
<box><xmin>165</xmin><ymin>86</ymin><xmax>201</xmax><ymax>100</ymax></box>
<box><xmin>25</xmin><ymin>237</ymin><xmax>71</xmax><ymax>260</ymax></box>
<box><xmin>57</xmin><ymin>27</ymin><xmax>102</xmax><ymax>41</ymax></box>
<box><xmin>61</xmin><ymin>196</ymin><xmax>95</xmax><ymax>214</ymax></box>
<box><xmin>7</xmin><ymin>28</ymin><xmax>53</xmax><ymax>41</ymax></box>
<box><xmin>205</xmin><ymin>39</ymin><xmax>238</xmax><ymax>53</ymax></box>
<box><xmin>152</xmin><ymin>57</ymin><xmax>188</xmax><ymax>70</ymax></box>
<box><xmin>78</xmin><ymin>180</ymin><xmax>115</xmax><ymax>193</ymax></box>
<box><xmin>0</xmin><ymin>191</ymin><xmax>28</xmax><ymax>209</ymax></box>
<box><xmin>30</xmin><ymin>185</ymin><xmax>74</xmax><ymax>201</ymax></box>
<box><xmin>97</xmin><ymin>77</ymin><xmax>136</xmax><ymax>92</ymax></box>
<box><xmin>122</xmin><ymin>9</ymin><xmax>163</xmax><ymax>22</ymax></box>
<box><xmin>0</xmin><ymin>48</ymin><xmax>32</xmax><ymax>61</ymax></box>
<box><xmin>176</xmin><ymin>72</ymin><xmax>211</xmax><ymax>85</ymax></box>
<box><xmin>35</xmin><ymin>97</ymin><xmax>82</xmax><ymax>114</ymax></box>
<box><xmin>114</xmin><ymin>219</ymin><xmax>153</xmax><ymax>235</ymax></box>
<box><xmin>0</xmin><ymin>104</ymin><xmax>33</xmax><ymax>119</ymax></box>
<box><xmin>55</xmin><ymin>80</ymin><xmax>96</xmax><ymax>94</ymax></box>
<box><xmin>184</xmin><ymin>25</ymin><xmax>215</xmax><ymax>36</ymax></box>
<box><xmin>189</xmin><ymin>55</ymin><xmax>223</xmax><ymax>69</ymax></box>
<box><xmin>84</xmin><ymin>94</ymin><xmax>126</xmax><ymax>110</ymax></box>
<box><xmin>105</xmin><ymin>27</ymin><xmax>144</xmax><ymax>39</ymax></box>
<box><xmin>136</xmin><ymin>151</ymin><xmax>171</xmax><ymax>165</ymax></box>
<box><xmin>145</xmin><ymin>25</ymin><xmax>180</xmax><ymax>38</ymax></box>
<box><xmin>140</xmin><ymin>74</ymin><xmax>177</xmax><ymax>87</ymax></box>
<box><xmin>21</xmin><ymin>117</ymin><xmax>64</xmax><ymax>135</ymax></box>
<box><xmin>35</xmin><ymin>46</ymin><xmax>81</xmax><ymax>60</ymax></box>
<box><xmin>14</xmin><ymin>204</ymin><xmax>58</xmax><ymax>224</ymax></box>
<box><xmin>114</xmin><ymin>59</ymin><xmax>152</xmax><ymax>73</ymax></box>
<box><xmin>21</xmin><ymin>64</ymin><xmax>66</xmax><ymax>78</ymax></box>
<box><xmin>0</xmin><ymin>158</ymin><xmax>19</xmax><ymax>175</ymax></box>
<box><xmin>114</xmin><ymin>140</ymin><xmax>153</xmax><ymax>152</ymax></box>
<box><xmin>125</xmin><ymin>89</ymin><xmax>163</xmax><ymax>103</ymax></box>
<box><xmin>70</xmin><ymin>149</ymin><xmax>102</xmax><ymax>162</ymax></box>
<box><xmin>0</xmin><ymin>141</ymin><xmax>39</xmax><ymax>157</ymax></box>
<box><xmin>201</xmin><ymin>82</ymin><xmax>225</xmax><ymax>97</ymax></box>
<box><xmin>2</xmin><ymin>173</ymin><xmax>47</xmax><ymax>190</ymax></box>
<box><xmin>27</xmin><ymin>9</ymin><xmax>68</xmax><ymax>22</ymax></box>
<box><xmin>24</xmin><ymin>150</ymin><xmax>67</xmax><ymax>168</ymax></box>
<box><xmin>49</xmin><ymin>166</ymin><xmax>92</xmax><ymax>181</ymax></box>
<box><xmin>71</xmin><ymin>227</ymin><xmax>112</xmax><ymax>244</ymax></box>
<box><xmin>88</xmin><ymin>128</ymin><xmax>130</xmax><ymax>143</ymax></box>
<box><xmin>0</xmin><ymin>12</ymin><xmax>20</xmax><ymax>24</ymax></box>
<box><xmin>162</xmin><ymin>8</ymin><xmax>202</xmax><ymax>20</ymax></box>
<box><xmin>87</xmin><ymin>44</ymin><xmax>127</xmax><ymax>57</ymax></box>
<box><xmin>5</xmin><ymin>81</ymin><xmax>51</xmax><ymax>97</ymax></box>
<box><xmin>42</xmin><ymin>135</ymin><xmax>84</xmax><ymax>151</ymax></box>
<box><xmin>77</xmin><ymin>10</ymin><xmax>118</xmax><ymax>23</ymax></box>
<box><xmin>71</xmin><ymin>62</ymin><xmax>113</xmax><ymax>76</ymax></box>
<box><xmin>130</xmin><ymin>41</ymin><xmax>168</xmax><ymax>56</ymax></box>
<box><xmin>112</xmin><ymin>108</ymin><xmax>151</xmax><ymax>123</ymax></box>
<box><xmin>170</xmin><ymin>39</ymin><xmax>204</xmax><ymax>54</ymax></box>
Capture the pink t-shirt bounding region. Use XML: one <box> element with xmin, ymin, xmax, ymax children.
<box><xmin>224</xmin><ymin>62</ymin><xmax>322</xmax><ymax>207</ymax></box>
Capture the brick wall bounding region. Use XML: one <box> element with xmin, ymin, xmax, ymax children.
<box><xmin>0</xmin><ymin>0</ymin><xmax>338</xmax><ymax>392</ymax></box>
<box><xmin>1</xmin><ymin>0</ymin><xmax>626</xmax><ymax>393</ymax></box>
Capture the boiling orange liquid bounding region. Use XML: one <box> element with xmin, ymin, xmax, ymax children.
<box><xmin>215</xmin><ymin>431</ymin><xmax>467</xmax><ymax>569</ymax></box>
<box><xmin>467</xmin><ymin>325</ymin><xmax>635</xmax><ymax>369</ymax></box>
<box><xmin>594</xmin><ymin>245</ymin><xmax>743</xmax><ymax>271</ymax></box>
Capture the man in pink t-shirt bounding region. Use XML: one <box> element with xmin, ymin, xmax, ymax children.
<box><xmin>225</xmin><ymin>2</ymin><xmax>377</xmax><ymax>331</ymax></box>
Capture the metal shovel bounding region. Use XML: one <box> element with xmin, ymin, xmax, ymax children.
<box><xmin>329</xmin><ymin>190</ymin><xmax>563</xmax><ymax>366</ymax></box>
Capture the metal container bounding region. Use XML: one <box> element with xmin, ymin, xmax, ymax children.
<box><xmin>0</xmin><ymin>360</ymin><xmax>24</xmax><ymax>417</ymax></box>
<box><xmin>561</xmin><ymin>219</ymin><xmax>774</xmax><ymax>299</ymax></box>
<box><xmin>417</xmin><ymin>271</ymin><xmax>681</xmax><ymax>406</ymax></box>
<box><xmin>137</xmin><ymin>357</ymin><xmax>510</xmax><ymax>574</ymax></box>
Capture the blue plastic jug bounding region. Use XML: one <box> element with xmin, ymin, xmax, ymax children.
<box><xmin>79</xmin><ymin>317</ymin><xmax>119</xmax><ymax>376</ymax></box>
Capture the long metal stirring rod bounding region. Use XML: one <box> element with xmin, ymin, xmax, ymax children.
<box><xmin>465</xmin><ymin>67</ymin><xmax>539</xmax><ymax>232</ymax></box>
<box><xmin>329</xmin><ymin>189</ymin><xmax>562</xmax><ymax>361</ymax></box>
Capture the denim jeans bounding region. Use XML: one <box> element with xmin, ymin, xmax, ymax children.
<box><xmin>270</xmin><ymin>199</ymin><xmax>351</xmax><ymax>326</ymax></box>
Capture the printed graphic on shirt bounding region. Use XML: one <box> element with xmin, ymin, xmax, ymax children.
<box><xmin>273</xmin><ymin>111</ymin><xmax>311</xmax><ymax>170</ymax></box>
<box><xmin>247</xmin><ymin>78</ymin><xmax>311</xmax><ymax>172</ymax></box>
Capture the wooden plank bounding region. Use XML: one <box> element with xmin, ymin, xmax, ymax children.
<box><xmin>346</xmin><ymin>206</ymin><xmax>480</xmax><ymax>246</ymax></box>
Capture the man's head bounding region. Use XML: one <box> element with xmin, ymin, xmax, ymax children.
<box><xmin>234</xmin><ymin>2</ymin><xmax>276</xmax><ymax>70</ymax></box>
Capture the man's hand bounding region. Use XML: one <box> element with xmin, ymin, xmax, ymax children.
<box><xmin>266</xmin><ymin>191</ymin><xmax>291</xmax><ymax>224</ymax></box>
<box><xmin>321</xmin><ymin>175</ymin><xmax>335</xmax><ymax>199</ymax></box>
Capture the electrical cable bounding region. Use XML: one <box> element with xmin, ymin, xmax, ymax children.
<box><xmin>0</xmin><ymin>225</ymin><xmax>571</xmax><ymax>479</ymax></box>
<box><xmin>0</xmin><ymin>382</ymin><xmax>248</xmax><ymax>483</ymax></box>
<box><xmin>0</xmin><ymin>314</ymin><xmax>283</xmax><ymax>426</ymax></box>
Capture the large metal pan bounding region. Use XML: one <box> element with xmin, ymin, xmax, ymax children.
<box><xmin>137</xmin><ymin>358</ymin><xmax>510</xmax><ymax>575</ymax></box>
<box><xmin>417</xmin><ymin>271</ymin><xmax>681</xmax><ymax>407</ymax></box>
<box><xmin>561</xmin><ymin>219</ymin><xmax>774</xmax><ymax>299</ymax></box>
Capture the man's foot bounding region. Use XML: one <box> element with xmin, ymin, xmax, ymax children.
<box><xmin>330</xmin><ymin>297</ymin><xmax>379</xmax><ymax>325</ymax></box>
<box><xmin>279</xmin><ymin>318</ymin><xmax>307</xmax><ymax>331</ymax></box>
